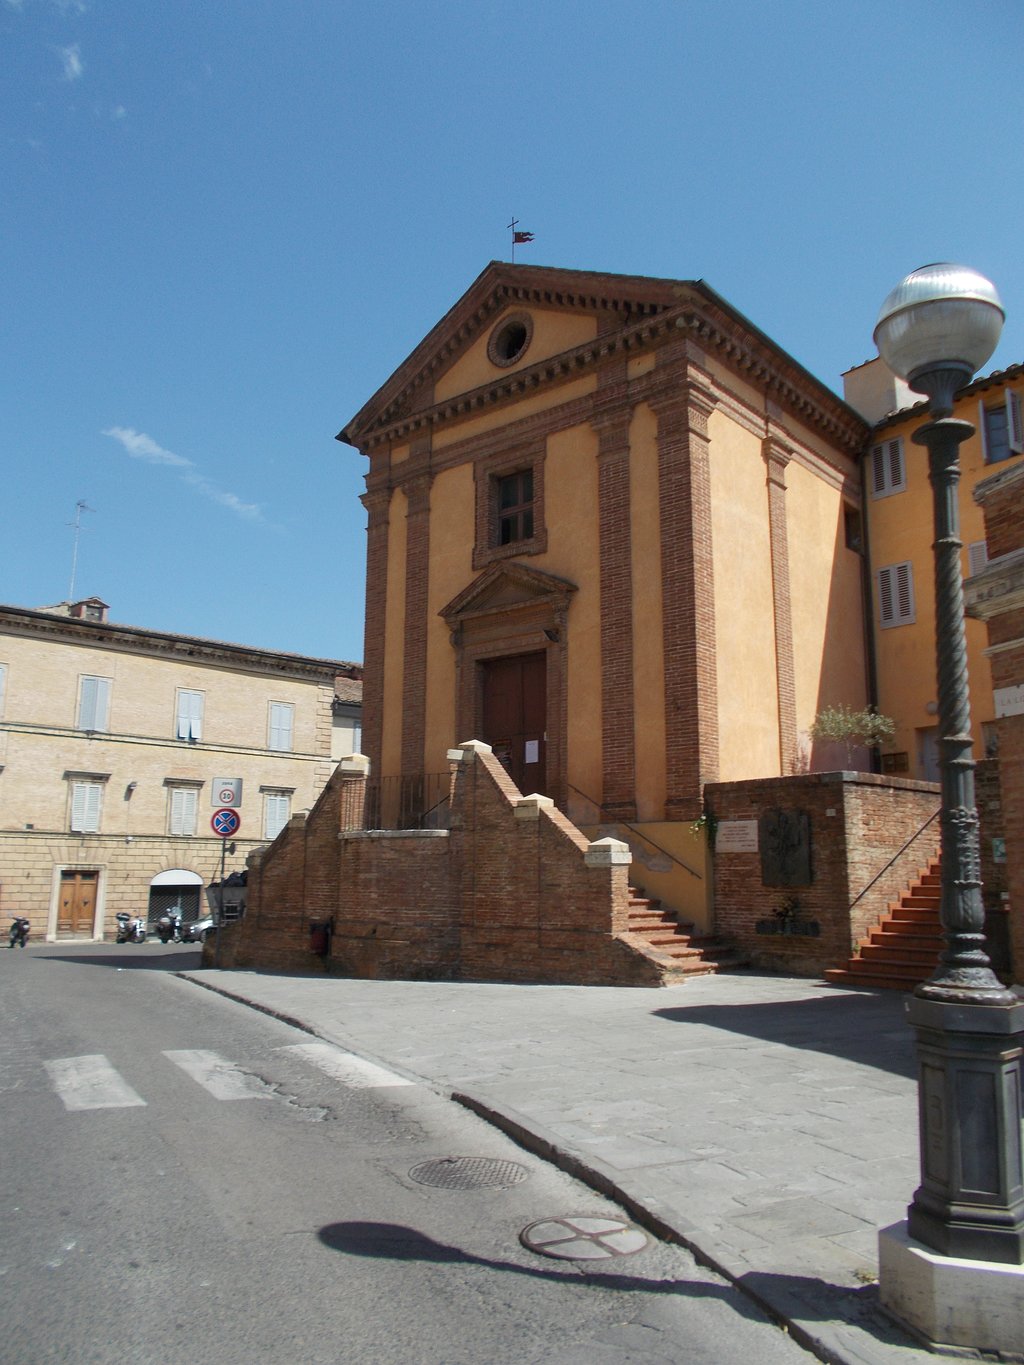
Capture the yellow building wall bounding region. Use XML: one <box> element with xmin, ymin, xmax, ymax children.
<box><xmin>424</xmin><ymin>463</ymin><xmax>475</xmax><ymax>773</ymax></box>
<box><xmin>434</xmin><ymin>307</ymin><xmax>598</xmax><ymax>404</ymax></box>
<box><xmin>868</xmin><ymin>377</ymin><xmax>1024</xmax><ymax>773</ymax></box>
<box><xmin>629</xmin><ymin>402</ymin><xmax>667</xmax><ymax>822</ymax></box>
<box><xmin>381</xmin><ymin>488</ymin><xmax>408</xmax><ymax>778</ymax></box>
<box><xmin>709</xmin><ymin>411</ymin><xmax>780</xmax><ymax>779</ymax></box>
<box><xmin>0</xmin><ymin>622</ymin><xmax>341</xmax><ymax>937</ymax></box>
<box><xmin>784</xmin><ymin>460</ymin><xmax>868</xmax><ymax>743</ymax></box>
<box><xmin>542</xmin><ymin>423</ymin><xmax>602</xmax><ymax>804</ymax></box>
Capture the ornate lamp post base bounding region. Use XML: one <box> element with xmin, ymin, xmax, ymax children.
<box><xmin>906</xmin><ymin>995</ymin><xmax>1024</xmax><ymax>1264</ymax></box>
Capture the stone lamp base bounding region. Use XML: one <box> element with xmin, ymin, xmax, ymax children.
<box><xmin>879</xmin><ymin>1221</ymin><xmax>1024</xmax><ymax>1355</ymax></box>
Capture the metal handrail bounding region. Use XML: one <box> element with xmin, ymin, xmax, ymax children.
<box><xmin>565</xmin><ymin>784</ymin><xmax>702</xmax><ymax>880</ymax></box>
<box><xmin>848</xmin><ymin>806</ymin><xmax>941</xmax><ymax>911</ymax></box>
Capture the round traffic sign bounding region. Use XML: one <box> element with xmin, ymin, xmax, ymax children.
<box><xmin>211</xmin><ymin>807</ymin><xmax>241</xmax><ymax>838</ymax></box>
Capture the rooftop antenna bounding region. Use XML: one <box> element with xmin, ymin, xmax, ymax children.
<box><xmin>67</xmin><ymin>499</ymin><xmax>95</xmax><ymax>602</ymax></box>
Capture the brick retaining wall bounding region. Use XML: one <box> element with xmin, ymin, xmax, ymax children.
<box><xmin>707</xmin><ymin>772</ymin><xmax>941</xmax><ymax>974</ymax></box>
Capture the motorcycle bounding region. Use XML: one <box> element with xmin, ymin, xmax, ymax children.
<box><xmin>8</xmin><ymin>917</ymin><xmax>30</xmax><ymax>948</ymax></box>
<box><xmin>115</xmin><ymin>912</ymin><xmax>147</xmax><ymax>944</ymax></box>
<box><xmin>180</xmin><ymin>913</ymin><xmax>215</xmax><ymax>944</ymax></box>
<box><xmin>155</xmin><ymin>910</ymin><xmax>184</xmax><ymax>944</ymax></box>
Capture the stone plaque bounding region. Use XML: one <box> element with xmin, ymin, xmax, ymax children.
<box><xmin>716</xmin><ymin>820</ymin><xmax>759</xmax><ymax>853</ymax></box>
<box><xmin>994</xmin><ymin>684</ymin><xmax>1024</xmax><ymax>719</ymax></box>
<box><xmin>759</xmin><ymin>808</ymin><xmax>812</xmax><ymax>886</ymax></box>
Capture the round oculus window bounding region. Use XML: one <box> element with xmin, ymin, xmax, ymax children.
<box><xmin>488</xmin><ymin>312</ymin><xmax>533</xmax><ymax>368</ymax></box>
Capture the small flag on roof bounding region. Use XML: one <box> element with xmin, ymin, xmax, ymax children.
<box><xmin>508</xmin><ymin>218</ymin><xmax>535</xmax><ymax>261</ymax></box>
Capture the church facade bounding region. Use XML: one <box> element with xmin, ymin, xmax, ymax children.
<box><xmin>338</xmin><ymin>263</ymin><xmax>871</xmax><ymax>926</ymax></box>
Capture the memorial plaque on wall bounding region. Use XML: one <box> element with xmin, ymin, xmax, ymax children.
<box><xmin>759</xmin><ymin>808</ymin><xmax>812</xmax><ymax>886</ymax></box>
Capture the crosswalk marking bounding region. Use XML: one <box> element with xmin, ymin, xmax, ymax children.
<box><xmin>162</xmin><ymin>1049</ymin><xmax>273</xmax><ymax>1101</ymax></box>
<box><xmin>278</xmin><ymin>1042</ymin><xmax>415</xmax><ymax>1089</ymax></box>
<box><xmin>45</xmin><ymin>1055</ymin><xmax>147</xmax><ymax>1111</ymax></box>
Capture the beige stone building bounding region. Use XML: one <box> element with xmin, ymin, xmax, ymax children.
<box><xmin>0</xmin><ymin>598</ymin><xmax>360</xmax><ymax>940</ymax></box>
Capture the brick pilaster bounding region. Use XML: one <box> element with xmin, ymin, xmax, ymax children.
<box><xmin>360</xmin><ymin>481</ymin><xmax>391</xmax><ymax>779</ymax></box>
<box><xmin>763</xmin><ymin>433</ymin><xmax>798</xmax><ymax>774</ymax></box>
<box><xmin>401</xmin><ymin>454</ymin><xmax>432</xmax><ymax>777</ymax></box>
<box><xmin>650</xmin><ymin>361</ymin><xmax>719</xmax><ymax>821</ymax></box>
<box><xmin>592</xmin><ymin>368</ymin><xmax>637</xmax><ymax>821</ymax></box>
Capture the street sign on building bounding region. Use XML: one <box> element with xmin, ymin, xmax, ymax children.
<box><xmin>213</xmin><ymin>777</ymin><xmax>243</xmax><ymax>807</ymax></box>
<box><xmin>211</xmin><ymin>808</ymin><xmax>241</xmax><ymax>838</ymax></box>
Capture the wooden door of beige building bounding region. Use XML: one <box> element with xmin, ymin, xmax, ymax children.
<box><xmin>58</xmin><ymin>870</ymin><xmax>98</xmax><ymax>935</ymax></box>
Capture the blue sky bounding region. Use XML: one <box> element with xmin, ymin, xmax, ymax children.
<box><xmin>3</xmin><ymin>0</ymin><xmax>1022</xmax><ymax>663</ymax></box>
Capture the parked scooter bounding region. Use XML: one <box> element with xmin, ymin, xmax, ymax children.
<box><xmin>181</xmin><ymin>913</ymin><xmax>215</xmax><ymax>944</ymax></box>
<box><xmin>8</xmin><ymin>917</ymin><xmax>30</xmax><ymax>948</ymax></box>
<box><xmin>155</xmin><ymin>910</ymin><xmax>184</xmax><ymax>944</ymax></box>
<box><xmin>115</xmin><ymin>912</ymin><xmax>147</xmax><ymax>944</ymax></box>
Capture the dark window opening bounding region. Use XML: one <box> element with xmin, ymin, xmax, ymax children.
<box><xmin>497</xmin><ymin>469</ymin><xmax>534</xmax><ymax>545</ymax></box>
<box><xmin>844</xmin><ymin>506</ymin><xmax>863</xmax><ymax>553</ymax></box>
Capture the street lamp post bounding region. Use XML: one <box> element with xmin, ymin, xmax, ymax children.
<box><xmin>874</xmin><ymin>264</ymin><xmax>1024</xmax><ymax>1268</ymax></box>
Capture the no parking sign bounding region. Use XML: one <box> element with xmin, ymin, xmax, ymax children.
<box><xmin>211</xmin><ymin>808</ymin><xmax>241</xmax><ymax>838</ymax></box>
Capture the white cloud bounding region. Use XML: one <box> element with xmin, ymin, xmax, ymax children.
<box><xmin>103</xmin><ymin>426</ymin><xmax>263</xmax><ymax>523</ymax></box>
<box><xmin>103</xmin><ymin>426</ymin><xmax>192</xmax><ymax>468</ymax></box>
<box><xmin>59</xmin><ymin>42</ymin><xmax>83</xmax><ymax>81</ymax></box>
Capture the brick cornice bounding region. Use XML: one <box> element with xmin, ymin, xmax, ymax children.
<box><xmin>339</xmin><ymin>266</ymin><xmax>867</xmax><ymax>459</ymax></box>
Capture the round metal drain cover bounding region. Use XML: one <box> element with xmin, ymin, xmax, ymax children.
<box><xmin>520</xmin><ymin>1215</ymin><xmax>650</xmax><ymax>1261</ymax></box>
<box><xmin>408</xmin><ymin>1156</ymin><xmax>530</xmax><ymax>1190</ymax></box>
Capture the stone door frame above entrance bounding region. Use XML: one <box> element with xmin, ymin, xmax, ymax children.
<box><xmin>440</xmin><ymin>561</ymin><xmax>576</xmax><ymax>810</ymax></box>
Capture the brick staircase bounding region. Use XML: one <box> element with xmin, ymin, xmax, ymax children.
<box><xmin>624</xmin><ymin>886</ymin><xmax>741</xmax><ymax>982</ymax></box>
<box><xmin>824</xmin><ymin>860</ymin><xmax>943</xmax><ymax>990</ymax></box>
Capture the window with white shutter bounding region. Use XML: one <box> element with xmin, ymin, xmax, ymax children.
<box><xmin>979</xmin><ymin>389</ymin><xmax>1024</xmax><ymax>464</ymax></box>
<box><xmin>77</xmin><ymin>676</ymin><xmax>111</xmax><ymax>731</ymax></box>
<box><xmin>869</xmin><ymin>437</ymin><xmax>906</xmax><ymax>498</ymax></box>
<box><xmin>878</xmin><ymin>562</ymin><xmax>915</xmax><ymax>628</ymax></box>
<box><xmin>70</xmin><ymin>780</ymin><xmax>103</xmax><ymax>832</ymax></box>
<box><xmin>967</xmin><ymin>540</ymin><xmax>988</xmax><ymax>578</ymax></box>
<box><xmin>263</xmin><ymin>791</ymin><xmax>291</xmax><ymax>839</ymax></box>
<box><xmin>175</xmin><ymin>689</ymin><xmax>204</xmax><ymax>741</ymax></box>
<box><xmin>268</xmin><ymin>702</ymin><xmax>294</xmax><ymax>752</ymax></box>
<box><xmin>168</xmin><ymin>786</ymin><xmax>198</xmax><ymax>836</ymax></box>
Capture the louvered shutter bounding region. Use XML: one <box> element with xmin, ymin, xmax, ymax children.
<box><xmin>170</xmin><ymin>787</ymin><xmax>197</xmax><ymax>835</ymax></box>
<box><xmin>878</xmin><ymin>566</ymin><xmax>895</xmax><ymax>625</ymax></box>
<box><xmin>78</xmin><ymin>676</ymin><xmax>110</xmax><ymax>731</ymax></box>
<box><xmin>870</xmin><ymin>438</ymin><xmax>904</xmax><ymax>496</ymax></box>
<box><xmin>878</xmin><ymin>562</ymin><xmax>914</xmax><ymax>627</ymax></box>
<box><xmin>895</xmin><ymin>562</ymin><xmax>913</xmax><ymax>621</ymax></box>
<box><xmin>71</xmin><ymin>781</ymin><xmax>101</xmax><ymax>832</ymax></box>
<box><xmin>978</xmin><ymin>400</ymin><xmax>990</xmax><ymax>462</ymax></box>
<box><xmin>968</xmin><ymin>541</ymin><xmax>988</xmax><ymax>577</ymax></box>
<box><xmin>264</xmin><ymin>792</ymin><xmax>290</xmax><ymax>839</ymax></box>
<box><xmin>269</xmin><ymin>702</ymin><xmax>294</xmax><ymax>752</ymax></box>
<box><xmin>176</xmin><ymin>690</ymin><xmax>204</xmax><ymax>740</ymax></box>
<box><xmin>1007</xmin><ymin>390</ymin><xmax>1023</xmax><ymax>454</ymax></box>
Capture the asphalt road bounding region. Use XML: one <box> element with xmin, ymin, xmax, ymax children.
<box><xmin>1</xmin><ymin>942</ymin><xmax>812</xmax><ymax>1364</ymax></box>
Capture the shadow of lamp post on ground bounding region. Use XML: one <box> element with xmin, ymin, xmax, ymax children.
<box><xmin>872</xmin><ymin>264</ymin><xmax>1024</xmax><ymax>1352</ymax></box>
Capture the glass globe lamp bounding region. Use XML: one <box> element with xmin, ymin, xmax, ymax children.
<box><xmin>873</xmin><ymin>263</ymin><xmax>1004</xmax><ymax>414</ymax></box>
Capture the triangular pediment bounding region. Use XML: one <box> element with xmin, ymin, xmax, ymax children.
<box><xmin>440</xmin><ymin>561</ymin><xmax>577</xmax><ymax>626</ymax></box>
<box><xmin>338</xmin><ymin>262</ymin><xmax>693</xmax><ymax>450</ymax></box>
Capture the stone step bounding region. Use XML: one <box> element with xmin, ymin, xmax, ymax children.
<box><xmin>858</xmin><ymin>943</ymin><xmax>940</xmax><ymax>965</ymax></box>
<box><xmin>826</xmin><ymin>857</ymin><xmax>942</xmax><ymax>991</ymax></box>
<box><xmin>867</xmin><ymin>931</ymin><xmax>943</xmax><ymax>951</ymax></box>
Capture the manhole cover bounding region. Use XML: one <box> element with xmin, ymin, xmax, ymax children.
<box><xmin>520</xmin><ymin>1215</ymin><xmax>650</xmax><ymax>1260</ymax></box>
<box><xmin>408</xmin><ymin>1157</ymin><xmax>530</xmax><ymax>1190</ymax></box>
